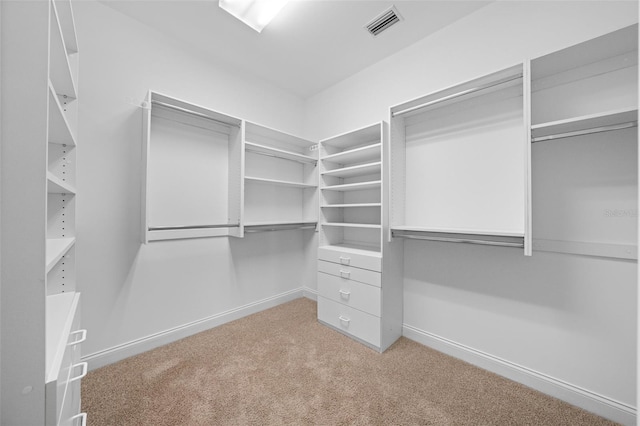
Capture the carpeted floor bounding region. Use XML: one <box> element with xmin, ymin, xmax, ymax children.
<box><xmin>82</xmin><ymin>298</ymin><xmax>618</xmax><ymax>425</ymax></box>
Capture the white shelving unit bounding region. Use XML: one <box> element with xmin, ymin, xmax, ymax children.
<box><xmin>317</xmin><ymin>123</ymin><xmax>404</xmax><ymax>352</ymax></box>
<box><xmin>2</xmin><ymin>1</ymin><xmax>87</xmax><ymax>424</ymax></box>
<box><xmin>530</xmin><ymin>24</ymin><xmax>638</xmax><ymax>259</ymax></box>
<box><xmin>141</xmin><ymin>91</ymin><xmax>244</xmax><ymax>242</ymax></box>
<box><xmin>243</xmin><ymin>121</ymin><xmax>318</xmax><ymax>232</ymax></box>
<box><xmin>389</xmin><ymin>64</ymin><xmax>531</xmax><ymax>254</ymax></box>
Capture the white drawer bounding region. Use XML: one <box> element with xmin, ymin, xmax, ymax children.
<box><xmin>318</xmin><ymin>247</ymin><xmax>381</xmax><ymax>272</ymax></box>
<box><xmin>318</xmin><ymin>272</ymin><xmax>381</xmax><ymax>316</ymax></box>
<box><xmin>318</xmin><ymin>260</ymin><xmax>381</xmax><ymax>287</ymax></box>
<box><xmin>318</xmin><ymin>296</ymin><xmax>381</xmax><ymax>348</ymax></box>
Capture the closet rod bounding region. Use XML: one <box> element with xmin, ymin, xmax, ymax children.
<box><xmin>393</xmin><ymin>233</ymin><xmax>524</xmax><ymax>248</ymax></box>
<box><xmin>149</xmin><ymin>224</ymin><xmax>240</xmax><ymax>231</ymax></box>
<box><xmin>151</xmin><ymin>100</ymin><xmax>241</xmax><ymax>128</ymax></box>
<box><xmin>391</xmin><ymin>74</ymin><xmax>522</xmax><ymax>117</ymax></box>
<box><xmin>532</xmin><ymin>121</ymin><xmax>637</xmax><ymax>143</ymax></box>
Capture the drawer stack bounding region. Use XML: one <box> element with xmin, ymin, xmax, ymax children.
<box><xmin>317</xmin><ymin>246</ymin><xmax>384</xmax><ymax>349</ymax></box>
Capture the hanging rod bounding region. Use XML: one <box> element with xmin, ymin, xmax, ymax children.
<box><xmin>532</xmin><ymin>121</ymin><xmax>637</xmax><ymax>143</ymax></box>
<box><xmin>392</xmin><ymin>230</ymin><xmax>524</xmax><ymax>248</ymax></box>
<box><xmin>391</xmin><ymin>73</ymin><xmax>523</xmax><ymax>117</ymax></box>
<box><xmin>244</xmin><ymin>222</ymin><xmax>317</xmax><ymax>233</ymax></box>
<box><xmin>151</xmin><ymin>100</ymin><xmax>241</xmax><ymax>128</ymax></box>
<box><xmin>149</xmin><ymin>223</ymin><xmax>240</xmax><ymax>231</ymax></box>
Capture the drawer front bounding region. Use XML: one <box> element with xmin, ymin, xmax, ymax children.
<box><xmin>318</xmin><ymin>296</ymin><xmax>381</xmax><ymax>348</ymax></box>
<box><xmin>318</xmin><ymin>260</ymin><xmax>381</xmax><ymax>287</ymax></box>
<box><xmin>317</xmin><ymin>272</ymin><xmax>381</xmax><ymax>316</ymax></box>
<box><xmin>318</xmin><ymin>247</ymin><xmax>381</xmax><ymax>272</ymax></box>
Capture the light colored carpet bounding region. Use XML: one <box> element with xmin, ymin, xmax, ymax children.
<box><xmin>82</xmin><ymin>298</ymin><xmax>618</xmax><ymax>425</ymax></box>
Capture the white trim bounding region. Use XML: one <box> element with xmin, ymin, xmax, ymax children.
<box><xmin>402</xmin><ymin>324</ymin><xmax>636</xmax><ymax>426</ymax></box>
<box><xmin>303</xmin><ymin>287</ymin><xmax>318</xmax><ymax>301</ymax></box>
<box><xmin>83</xmin><ymin>288</ymin><xmax>304</xmax><ymax>371</ymax></box>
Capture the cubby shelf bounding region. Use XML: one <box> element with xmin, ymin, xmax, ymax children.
<box><xmin>49</xmin><ymin>1</ymin><xmax>77</xmax><ymax>98</ymax></box>
<box><xmin>245</xmin><ymin>176</ymin><xmax>316</xmax><ymax>188</ymax></box>
<box><xmin>323</xmin><ymin>222</ymin><xmax>382</xmax><ymax>229</ymax></box>
<box><xmin>48</xmin><ymin>83</ymin><xmax>76</xmax><ymax>146</ymax></box>
<box><xmin>321</xmin><ymin>203</ymin><xmax>381</xmax><ymax>208</ymax></box>
<box><xmin>245</xmin><ymin>141</ymin><xmax>316</xmax><ymax>164</ymax></box>
<box><xmin>321</xmin><ymin>162</ymin><xmax>382</xmax><ymax>178</ymax></box>
<box><xmin>46</xmin><ymin>237</ymin><xmax>75</xmax><ymax>273</ymax></box>
<box><xmin>321</xmin><ymin>180</ymin><xmax>381</xmax><ymax>192</ymax></box>
<box><xmin>532</xmin><ymin>108</ymin><xmax>638</xmax><ymax>142</ymax></box>
<box><xmin>321</xmin><ymin>143</ymin><xmax>381</xmax><ymax>164</ymax></box>
<box><xmin>47</xmin><ymin>172</ymin><xmax>76</xmax><ymax>194</ymax></box>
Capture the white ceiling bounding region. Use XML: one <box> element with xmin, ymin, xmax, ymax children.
<box><xmin>101</xmin><ymin>0</ymin><xmax>492</xmax><ymax>98</ymax></box>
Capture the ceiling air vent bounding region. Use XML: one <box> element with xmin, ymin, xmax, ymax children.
<box><xmin>365</xmin><ymin>6</ymin><xmax>402</xmax><ymax>37</ymax></box>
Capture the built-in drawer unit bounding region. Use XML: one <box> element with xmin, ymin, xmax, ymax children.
<box><xmin>317</xmin><ymin>246</ymin><xmax>381</xmax><ymax>272</ymax></box>
<box><xmin>318</xmin><ymin>260</ymin><xmax>381</xmax><ymax>287</ymax></box>
<box><xmin>318</xmin><ymin>296</ymin><xmax>381</xmax><ymax>348</ymax></box>
<box><xmin>317</xmin><ymin>272</ymin><xmax>381</xmax><ymax>316</ymax></box>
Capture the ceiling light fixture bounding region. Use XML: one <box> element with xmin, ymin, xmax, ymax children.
<box><xmin>219</xmin><ymin>0</ymin><xmax>290</xmax><ymax>33</ymax></box>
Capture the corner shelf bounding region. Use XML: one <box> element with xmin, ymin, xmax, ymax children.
<box><xmin>46</xmin><ymin>237</ymin><xmax>76</xmax><ymax>273</ymax></box>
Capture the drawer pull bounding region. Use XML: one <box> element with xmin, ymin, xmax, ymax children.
<box><xmin>339</xmin><ymin>256</ymin><xmax>351</xmax><ymax>265</ymax></box>
<box><xmin>69</xmin><ymin>362</ymin><xmax>88</xmax><ymax>384</ymax></box>
<box><xmin>338</xmin><ymin>289</ymin><xmax>351</xmax><ymax>299</ymax></box>
<box><xmin>68</xmin><ymin>329</ymin><xmax>87</xmax><ymax>346</ymax></box>
<box><xmin>70</xmin><ymin>413</ymin><xmax>87</xmax><ymax>426</ymax></box>
<box><xmin>339</xmin><ymin>269</ymin><xmax>351</xmax><ymax>278</ymax></box>
<box><xmin>338</xmin><ymin>315</ymin><xmax>350</xmax><ymax>326</ymax></box>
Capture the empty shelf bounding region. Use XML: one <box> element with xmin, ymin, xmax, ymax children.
<box><xmin>47</xmin><ymin>172</ymin><xmax>76</xmax><ymax>194</ymax></box>
<box><xmin>532</xmin><ymin>108</ymin><xmax>638</xmax><ymax>142</ymax></box>
<box><xmin>321</xmin><ymin>203</ymin><xmax>381</xmax><ymax>208</ymax></box>
<box><xmin>46</xmin><ymin>292</ymin><xmax>79</xmax><ymax>383</ymax></box>
<box><xmin>245</xmin><ymin>141</ymin><xmax>316</xmax><ymax>164</ymax></box>
<box><xmin>318</xmin><ymin>243</ymin><xmax>382</xmax><ymax>257</ymax></box>
<box><xmin>323</xmin><ymin>222</ymin><xmax>381</xmax><ymax>229</ymax></box>
<box><xmin>244</xmin><ymin>221</ymin><xmax>317</xmax><ymax>232</ymax></box>
<box><xmin>49</xmin><ymin>2</ymin><xmax>77</xmax><ymax>98</ymax></box>
<box><xmin>322</xmin><ymin>162</ymin><xmax>381</xmax><ymax>178</ymax></box>
<box><xmin>321</xmin><ymin>143</ymin><xmax>381</xmax><ymax>164</ymax></box>
<box><xmin>48</xmin><ymin>82</ymin><xmax>76</xmax><ymax>146</ymax></box>
<box><xmin>392</xmin><ymin>226</ymin><xmax>524</xmax><ymax>247</ymax></box>
<box><xmin>46</xmin><ymin>238</ymin><xmax>75</xmax><ymax>273</ymax></box>
<box><xmin>245</xmin><ymin>176</ymin><xmax>316</xmax><ymax>189</ymax></box>
<box><xmin>321</xmin><ymin>180</ymin><xmax>381</xmax><ymax>192</ymax></box>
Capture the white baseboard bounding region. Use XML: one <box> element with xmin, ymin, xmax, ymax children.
<box><xmin>83</xmin><ymin>288</ymin><xmax>304</xmax><ymax>371</ymax></box>
<box><xmin>303</xmin><ymin>287</ymin><xmax>318</xmax><ymax>301</ymax></box>
<box><xmin>403</xmin><ymin>324</ymin><xmax>636</xmax><ymax>426</ymax></box>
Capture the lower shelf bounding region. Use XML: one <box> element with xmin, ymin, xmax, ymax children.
<box><xmin>46</xmin><ymin>292</ymin><xmax>80</xmax><ymax>383</ymax></box>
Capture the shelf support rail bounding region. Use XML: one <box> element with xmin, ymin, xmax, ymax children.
<box><xmin>391</xmin><ymin>73</ymin><xmax>523</xmax><ymax>117</ymax></box>
<box><xmin>244</xmin><ymin>222</ymin><xmax>317</xmax><ymax>233</ymax></box>
<box><xmin>531</xmin><ymin>120</ymin><xmax>637</xmax><ymax>143</ymax></box>
<box><xmin>149</xmin><ymin>223</ymin><xmax>240</xmax><ymax>231</ymax></box>
<box><xmin>151</xmin><ymin>100</ymin><xmax>241</xmax><ymax>128</ymax></box>
<box><xmin>392</xmin><ymin>229</ymin><xmax>524</xmax><ymax>248</ymax></box>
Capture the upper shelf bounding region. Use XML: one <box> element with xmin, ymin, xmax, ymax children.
<box><xmin>48</xmin><ymin>82</ymin><xmax>76</xmax><ymax>146</ymax></box>
<box><xmin>322</xmin><ymin>180</ymin><xmax>381</xmax><ymax>192</ymax></box>
<box><xmin>322</xmin><ymin>162</ymin><xmax>381</xmax><ymax>178</ymax></box>
<box><xmin>532</xmin><ymin>108</ymin><xmax>638</xmax><ymax>142</ymax></box>
<box><xmin>53</xmin><ymin>0</ymin><xmax>79</xmax><ymax>54</ymax></box>
<box><xmin>320</xmin><ymin>123</ymin><xmax>381</xmax><ymax>151</ymax></box>
<box><xmin>245</xmin><ymin>141</ymin><xmax>316</xmax><ymax>164</ymax></box>
<box><xmin>321</xmin><ymin>143</ymin><xmax>381</xmax><ymax>165</ymax></box>
<box><xmin>245</xmin><ymin>176</ymin><xmax>316</xmax><ymax>189</ymax></box>
<box><xmin>49</xmin><ymin>1</ymin><xmax>77</xmax><ymax>99</ymax></box>
<box><xmin>47</xmin><ymin>172</ymin><xmax>76</xmax><ymax>194</ymax></box>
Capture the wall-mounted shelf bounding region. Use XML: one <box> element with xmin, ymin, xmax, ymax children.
<box><xmin>322</xmin><ymin>143</ymin><xmax>381</xmax><ymax>164</ymax></box>
<box><xmin>46</xmin><ymin>238</ymin><xmax>75</xmax><ymax>274</ymax></box>
<box><xmin>244</xmin><ymin>221</ymin><xmax>317</xmax><ymax>233</ymax></box>
<box><xmin>321</xmin><ymin>181</ymin><xmax>381</xmax><ymax>192</ymax></box>
<box><xmin>48</xmin><ymin>83</ymin><xmax>76</xmax><ymax>146</ymax></box>
<box><xmin>532</xmin><ymin>108</ymin><xmax>637</xmax><ymax>142</ymax></box>
<box><xmin>323</xmin><ymin>222</ymin><xmax>382</xmax><ymax>229</ymax></box>
<box><xmin>47</xmin><ymin>172</ymin><xmax>76</xmax><ymax>194</ymax></box>
<box><xmin>392</xmin><ymin>227</ymin><xmax>524</xmax><ymax>248</ymax></box>
<box><xmin>321</xmin><ymin>203</ymin><xmax>381</xmax><ymax>208</ymax></box>
<box><xmin>244</xmin><ymin>176</ymin><xmax>317</xmax><ymax>189</ymax></box>
<box><xmin>49</xmin><ymin>1</ymin><xmax>77</xmax><ymax>98</ymax></box>
<box><xmin>245</xmin><ymin>141</ymin><xmax>316</xmax><ymax>164</ymax></box>
<box><xmin>321</xmin><ymin>162</ymin><xmax>382</xmax><ymax>179</ymax></box>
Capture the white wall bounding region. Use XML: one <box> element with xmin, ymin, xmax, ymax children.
<box><xmin>74</xmin><ymin>0</ymin><xmax>312</xmax><ymax>359</ymax></box>
<box><xmin>303</xmin><ymin>0</ymin><xmax>638</xmax><ymax>422</ymax></box>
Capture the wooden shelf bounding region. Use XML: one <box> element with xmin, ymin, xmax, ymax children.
<box><xmin>323</xmin><ymin>222</ymin><xmax>381</xmax><ymax>229</ymax></box>
<box><xmin>245</xmin><ymin>176</ymin><xmax>316</xmax><ymax>189</ymax></box>
<box><xmin>322</xmin><ymin>180</ymin><xmax>381</xmax><ymax>192</ymax></box>
<box><xmin>321</xmin><ymin>143</ymin><xmax>381</xmax><ymax>165</ymax></box>
<box><xmin>245</xmin><ymin>141</ymin><xmax>316</xmax><ymax>164</ymax></box>
<box><xmin>322</xmin><ymin>162</ymin><xmax>381</xmax><ymax>178</ymax></box>
<box><xmin>46</xmin><ymin>237</ymin><xmax>75</xmax><ymax>273</ymax></box>
<box><xmin>532</xmin><ymin>108</ymin><xmax>638</xmax><ymax>142</ymax></box>
<box><xmin>47</xmin><ymin>172</ymin><xmax>76</xmax><ymax>194</ymax></box>
<box><xmin>46</xmin><ymin>292</ymin><xmax>79</xmax><ymax>383</ymax></box>
<box><xmin>48</xmin><ymin>82</ymin><xmax>76</xmax><ymax>146</ymax></box>
<box><xmin>49</xmin><ymin>1</ymin><xmax>77</xmax><ymax>98</ymax></box>
<box><xmin>321</xmin><ymin>203</ymin><xmax>381</xmax><ymax>208</ymax></box>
